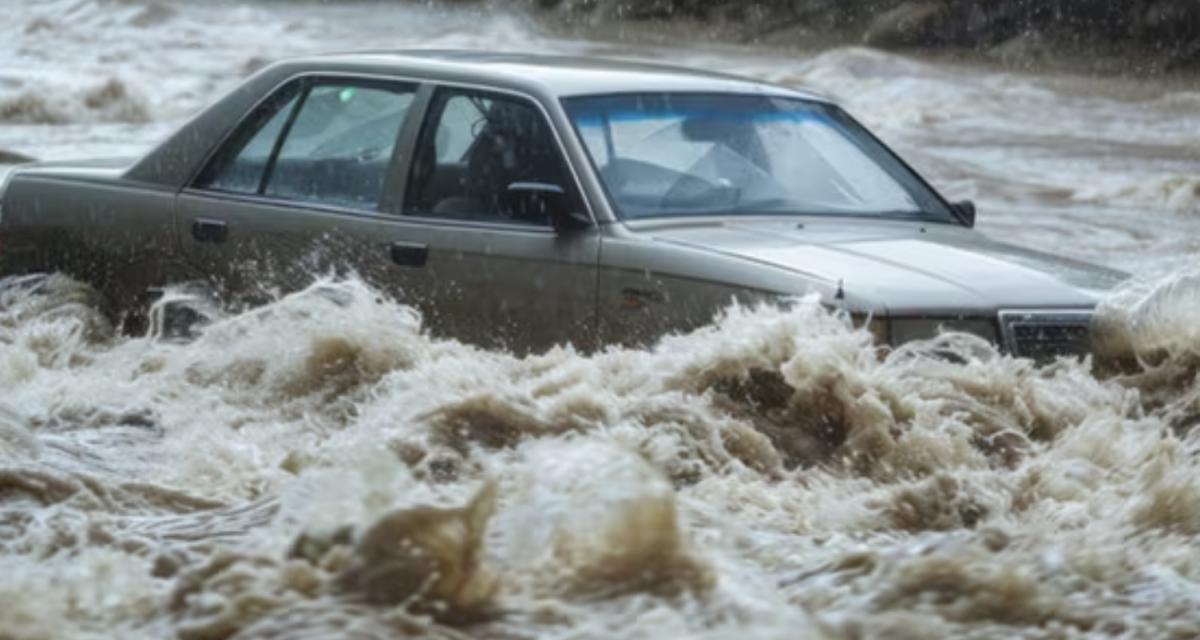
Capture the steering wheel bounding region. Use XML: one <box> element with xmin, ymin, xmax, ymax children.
<box><xmin>660</xmin><ymin>173</ymin><xmax>739</xmax><ymax>209</ymax></box>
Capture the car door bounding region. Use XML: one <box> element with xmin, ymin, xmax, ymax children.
<box><xmin>175</xmin><ymin>76</ymin><xmax>437</xmax><ymax>310</ymax></box>
<box><xmin>391</xmin><ymin>85</ymin><xmax>601</xmax><ymax>353</ymax></box>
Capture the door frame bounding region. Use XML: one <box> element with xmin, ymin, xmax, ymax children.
<box><xmin>176</xmin><ymin>71</ymin><xmax>602</xmax><ymax>225</ymax></box>
<box><xmin>171</xmin><ymin>71</ymin><xmax>608</xmax><ymax>350</ymax></box>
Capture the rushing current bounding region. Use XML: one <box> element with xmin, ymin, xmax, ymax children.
<box><xmin>3</xmin><ymin>1</ymin><xmax>1200</xmax><ymax>638</ymax></box>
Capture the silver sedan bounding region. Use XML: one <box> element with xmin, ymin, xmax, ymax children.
<box><xmin>0</xmin><ymin>51</ymin><xmax>1126</xmax><ymax>355</ymax></box>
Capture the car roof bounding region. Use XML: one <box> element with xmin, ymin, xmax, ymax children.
<box><xmin>301</xmin><ymin>49</ymin><xmax>827</xmax><ymax>101</ymax></box>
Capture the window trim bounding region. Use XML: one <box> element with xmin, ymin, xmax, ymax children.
<box><xmin>561</xmin><ymin>91</ymin><xmax>964</xmax><ymax>227</ymax></box>
<box><xmin>256</xmin><ymin>84</ymin><xmax>307</xmax><ymax>195</ymax></box>
<box><xmin>187</xmin><ymin>73</ymin><xmax>421</xmax><ymax>213</ymax></box>
<box><xmin>188</xmin><ymin>79</ymin><xmax>307</xmax><ymax>196</ymax></box>
<box><xmin>183</xmin><ymin>71</ymin><xmax>598</xmax><ymax>230</ymax></box>
<box><xmin>400</xmin><ymin>85</ymin><xmax>582</xmax><ymax>229</ymax></box>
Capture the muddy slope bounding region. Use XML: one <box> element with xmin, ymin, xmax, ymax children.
<box><xmin>530</xmin><ymin>0</ymin><xmax>1200</xmax><ymax>73</ymax></box>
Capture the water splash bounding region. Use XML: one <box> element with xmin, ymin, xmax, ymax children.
<box><xmin>1</xmin><ymin>271</ymin><xmax>1199</xmax><ymax>637</ymax></box>
<box><xmin>4</xmin><ymin>0</ymin><xmax>1200</xmax><ymax>637</ymax></box>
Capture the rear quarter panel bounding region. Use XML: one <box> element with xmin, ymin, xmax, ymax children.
<box><xmin>1</xmin><ymin>172</ymin><xmax>188</xmax><ymax>305</ymax></box>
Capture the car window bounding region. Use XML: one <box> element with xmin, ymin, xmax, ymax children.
<box><xmin>404</xmin><ymin>88</ymin><xmax>573</xmax><ymax>226</ymax></box>
<box><xmin>264</xmin><ymin>84</ymin><xmax>414</xmax><ymax>210</ymax></box>
<box><xmin>196</xmin><ymin>87</ymin><xmax>302</xmax><ymax>194</ymax></box>
<box><xmin>564</xmin><ymin>93</ymin><xmax>954</xmax><ymax>222</ymax></box>
<box><xmin>196</xmin><ymin>80</ymin><xmax>415</xmax><ymax>212</ymax></box>
<box><xmin>434</xmin><ymin>95</ymin><xmax>489</xmax><ymax>163</ymax></box>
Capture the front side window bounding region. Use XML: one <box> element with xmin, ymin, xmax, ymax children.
<box><xmin>404</xmin><ymin>88</ymin><xmax>574</xmax><ymax>226</ymax></box>
<box><xmin>195</xmin><ymin>79</ymin><xmax>416</xmax><ymax>211</ymax></box>
<box><xmin>564</xmin><ymin>93</ymin><xmax>953</xmax><ymax>222</ymax></box>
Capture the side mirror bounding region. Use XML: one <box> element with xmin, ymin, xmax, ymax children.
<box><xmin>952</xmin><ymin>200</ymin><xmax>976</xmax><ymax>228</ymax></box>
<box><xmin>507</xmin><ymin>182</ymin><xmax>591</xmax><ymax>232</ymax></box>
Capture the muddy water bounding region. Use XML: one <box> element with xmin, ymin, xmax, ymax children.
<box><xmin>3</xmin><ymin>1</ymin><xmax>1200</xmax><ymax>639</ymax></box>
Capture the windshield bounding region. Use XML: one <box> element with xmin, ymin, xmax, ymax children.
<box><xmin>563</xmin><ymin>93</ymin><xmax>955</xmax><ymax>222</ymax></box>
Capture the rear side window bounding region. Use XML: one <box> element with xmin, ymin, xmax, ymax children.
<box><xmin>195</xmin><ymin>79</ymin><xmax>416</xmax><ymax>212</ymax></box>
<box><xmin>197</xmin><ymin>86</ymin><xmax>302</xmax><ymax>194</ymax></box>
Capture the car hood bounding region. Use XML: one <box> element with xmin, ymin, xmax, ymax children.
<box><xmin>637</xmin><ymin>218</ymin><xmax>1129</xmax><ymax>315</ymax></box>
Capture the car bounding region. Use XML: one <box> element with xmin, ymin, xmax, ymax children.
<box><xmin>0</xmin><ymin>50</ymin><xmax>1127</xmax><ymax>356</ymax></box>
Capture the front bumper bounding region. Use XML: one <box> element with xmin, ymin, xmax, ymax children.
<box><xmin>884</xmin><ymin>309</ymin><xmax>1094</xmax><ymax>360</ymax></box>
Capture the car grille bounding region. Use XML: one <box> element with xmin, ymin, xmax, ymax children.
<box><xmin>998</xmin><ymin>310</ymin><xmax>1093</xmax><ymax>360</ymax></box>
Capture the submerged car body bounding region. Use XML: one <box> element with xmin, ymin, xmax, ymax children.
<box><xmin>0</xmin><ymin>50</ymin><xmax>1126</xmax><ymax>354</ymax></box>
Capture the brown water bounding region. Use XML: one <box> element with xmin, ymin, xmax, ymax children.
<box><xmin>3</xmin><ymin>1</ymin><xmax>1200</xmax><ymax>638</ymax></box>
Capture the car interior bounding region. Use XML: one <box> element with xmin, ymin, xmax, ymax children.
<box><xmin>198</xmin><ymin>83</ymin><xmax>412</xmax><ymax>212</ymax></box>
<box><xmin>404</xmin><ymin>91</ymin><xmax>570</xmax><ymax>226</ymax></box>
<box><xmin>198</xmin><ymin>83</ymin><xmax>578</xmax><ymax>223</ymax></box>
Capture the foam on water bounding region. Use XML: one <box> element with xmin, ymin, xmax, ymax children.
<box><xmin>1</xmin><ymin>272</ymin><xmax>1200</xmax><ymax>638</ymax></box>
<box><xmin>4</xmin><ymin>1</ymin><xmax>1200</xmax><ymax>637</ymax></box>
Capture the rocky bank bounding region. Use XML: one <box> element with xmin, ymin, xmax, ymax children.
<box><xmin>525</xmin><ymin>0</ymin><xmax>1200</xmax><ymax>74</ymax></box>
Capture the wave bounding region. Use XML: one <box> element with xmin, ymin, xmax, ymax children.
<box><xmin>3</xmin><ymin>0</ymin><xmax>1200</xmax><ymax>635</ymax></box>
<box><xmin>1</xmin><ymin>273</ymin><xmax>1199</xmax><ymax>637</ymax></box>
<box><xmin>0</xmin><ymin>77</ymin><xmax>150</xmax><ymax>125</ymax></box>
<box><xmin>1074</xmin><ymin>174</ymin><xmax>1200</xmax><ymax>214</ymax></box>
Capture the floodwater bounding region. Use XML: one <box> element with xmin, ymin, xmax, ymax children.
<box><xmin>2</xmin><ymin>1</ymin><xmax>1200</xmax><ymax>638</ymax></box>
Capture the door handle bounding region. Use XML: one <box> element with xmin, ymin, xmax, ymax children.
<box><xmin>191</xmin><ymin>218</ymin><xmax>228</xmax><ymax>244</ymax></box>
<box><xmin>390</xmin><ymin>242</ymin><xmax>428</xmax><ymax>267</ymax></box>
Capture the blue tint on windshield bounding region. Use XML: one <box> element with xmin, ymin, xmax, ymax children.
<box><xmin>563</xmin><ymin>92</ymin><xmax>955</xmax><ymax>222</ymax></box>
<box><xmin>572</xmin><ymin>109</ymin><xmax>827</xmax><ymax>126</ymax></box>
